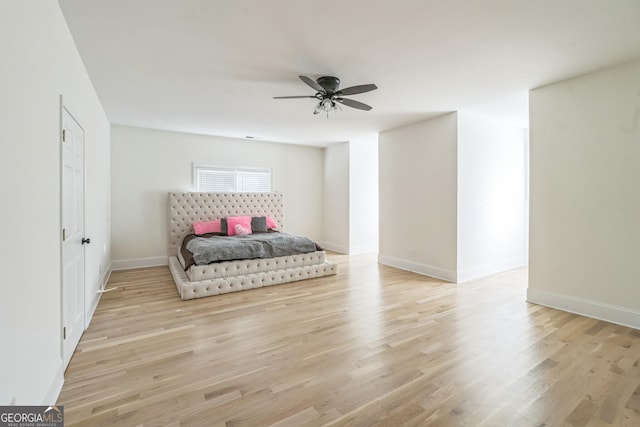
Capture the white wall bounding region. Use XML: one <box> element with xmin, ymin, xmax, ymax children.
<box><xmin>0</xmin><ymin>2</ymin><xmax>110</xmax><ymax>405</ymax></box>
<box><xmin>378</xmin><ymin>111</ymin><xmax>527</xmax><ymax>282</ymax></box>
<box><xmin>322</xmin><ymin>137</ymin><xmax>379</xmax><ymax>255</ymax></box>
<box><xmin>457</xmin><ymin>111</ymin><xmax>527</xmax><ymax>282</ymax></box>
<box><xmin>322</xmin><ymin>142</ymin><xmax>350</xmax><ymax>253</ymax></box>
<box><xmin>111</xmin><ymin>125</ymin><xmax>324</xmax><ymax>267</ymax></box>
<box><xmin>528</xmin><ymin>59</ymin><xmax>640</xmax><ymax>328</ymax></box>
<box><xmin>349</xmin><ymin>135</ymin><xmax>379</xmax><ymax>254</ymax></box>
<box><xmin>378</xmin><ymin>113</ymin><xmax>458</xmax><ymax>280</ymax></box>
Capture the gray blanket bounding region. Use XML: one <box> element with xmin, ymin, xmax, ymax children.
<box><xmin>185</xmin><ymin>232</ymin><xmax>320</xmax><ymax>265</ymax></box>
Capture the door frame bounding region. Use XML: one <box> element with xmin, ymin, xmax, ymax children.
<box><xmin>59</xmin><ymin>96</ymin><xmax>87</xmax><ymax>366</ymax></box>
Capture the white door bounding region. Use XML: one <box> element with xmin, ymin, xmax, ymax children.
<box><xmin>61</xmin><ymin>107</ymin><xmax>85</xmax><ymax>369</ymax></box>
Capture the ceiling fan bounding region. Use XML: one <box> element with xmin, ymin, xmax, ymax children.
<box><xmin>274</xmin><ymin>75</ymin><xmax>377</xmax><ymax>115</ymax></box>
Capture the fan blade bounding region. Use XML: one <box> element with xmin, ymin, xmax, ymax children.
<box><xmin>273</xmin><ymin>96</ymin><xmax>316</xmax><ymax>99</ymax></box>
<box><xmin>299</xmin><ymin>75</ymin><xmax>324</xmax><ymax>92</ymax></box>
<box><xmin>336</xmin><ymin>83</ymin><xmax>377</xmax><ymax>96</ymax></box>
<box><xmin>335</xmin><ymin>97</ymin><xmax>373</xmax><ymax>111</ymax></box>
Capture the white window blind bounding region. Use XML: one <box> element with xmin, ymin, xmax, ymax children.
<box><xmin>194</xmin><ymin>165</ymin><xmax>272</xmax><ymax>193</ymax></box>
<box><xmin>240</xmin><ymin>170</ymin><xmax>271</xmax><ymax>192</ymax></box>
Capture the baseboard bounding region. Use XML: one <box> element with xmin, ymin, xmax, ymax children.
<box><xmin>102</xmin><ymin>263</ymin><xmax>113</xmax><ymax>288</ymax></box>
<box><xmin>457</xmin><ymin>257</ymin><xmax>527</xmax><ymax>283</ymax></box>
<box><xmin>378</xmin><ymin>255</ymin><xmax>456</xmax><ymax>282</ymax></box>
<box><xmin>527</xmin><ymin>288</ymin><xmax>640</xmax><ymax>330</ymax></box>
<box><xmin>86</xmin><ymin>265</ymin><xmax>112</xmax><ymax>327</ymax></box>
<box><xmin>319</xmin><ymin>242</ymin><xmax>349</xmax><ymax>255</ymax></box>
<box><xmin>43</xmin><ymin>363</ymin><xmax>64</xmax><ymax>405</ymax></box>
<box><xmin>111</xmin><ymin>256</ymin><xmax>168</xmax><ymax>271</ymax></box>
<box><xmin>86</xmin><ymin>285</ymin><xmax>100</xmax><ymax>326</ymax></box>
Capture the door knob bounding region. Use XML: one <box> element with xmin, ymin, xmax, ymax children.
<box><xmin>82</xmin><ymin>237</ymin><xmax>91</xmax><ymax>245</ymax></box>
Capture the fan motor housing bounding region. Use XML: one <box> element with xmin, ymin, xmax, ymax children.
<box><xmin>317</xmin><ymin>76</ymin><xmax>340</xmax><ymax>94</ymax></box>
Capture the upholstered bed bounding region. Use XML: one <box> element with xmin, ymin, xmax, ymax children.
<box><xmin>167</xmin><ymin>192</ymin><xmax>337</xmax><ymax>300</ymax></box>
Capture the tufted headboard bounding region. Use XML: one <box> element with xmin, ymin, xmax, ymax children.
<box><xmin>168</xmin><ymin>192</ymin><xmax>284</xmax><ymax>253</ymax></box>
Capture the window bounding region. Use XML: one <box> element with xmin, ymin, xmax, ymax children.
<box><xmin>194</xmin><ymin>165</ymin><xmax>272</xmax><ymax>193</ymax></box>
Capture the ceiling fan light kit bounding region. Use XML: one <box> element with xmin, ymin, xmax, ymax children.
<box><xmin>274</xmin><ymin>75</ymin><xmax>377</xmax><ymax>117</ymax></box>
<box><xmin>314</xmin><ymin>98</ymin><xmax>340</xmax><ymax>116</ymax></box>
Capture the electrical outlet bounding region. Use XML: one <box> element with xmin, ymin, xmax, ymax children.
<box><xmin>410</xmin><ymin>248</ymin><xmax>416</xmax><ymax>258</ymax></box>
<box><xmin>103</xmin><ymin>244</ymin><xmax>107</xmax><ymax>253</ymax></box>
<box><xmin>10</xmin><ymin>396</ymin><xmax>16</xmax><ymax>405</ymax></box>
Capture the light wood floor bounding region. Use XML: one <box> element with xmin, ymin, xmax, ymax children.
<box><xmin>57</xmin><ymin>253</ymin><xmax>640</xmax><ymax>426</ymax></box>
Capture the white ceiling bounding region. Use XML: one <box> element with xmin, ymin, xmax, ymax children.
<box><xmin>58</xmin><ymin>0</ymin><xmax>640</xmax><ymax>147</ymax></box>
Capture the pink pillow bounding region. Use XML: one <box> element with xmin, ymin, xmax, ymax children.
<box><xmin>193</xmin><ymin>219</ymin><xmax>221</xmax><ymax>235</ymax></box>
<box><xmin>234</xmin><ymin>224</ymin><xmax>250</xmax><ymax>236</ymax></box>
<box><xmin>226</xmin><ymin>216</ymin><xmax>252</xmax><ymax>236</ymax></box>
<box><xmin>266</xmin><ymin>216</ymin><xmax>279</xmax><ymax>230</ymax></box>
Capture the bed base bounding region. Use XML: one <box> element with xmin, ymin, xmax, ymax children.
<box><xmin>169</xmin><ymin>256</ymin><xmax>337</xmax><ymax>300</ymax></box>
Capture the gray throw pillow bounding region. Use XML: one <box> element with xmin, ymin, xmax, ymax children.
<box><xmin>251</xmin><ymin>216</ymin><xmax>268</xmax><ymax>233</ymax></box>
